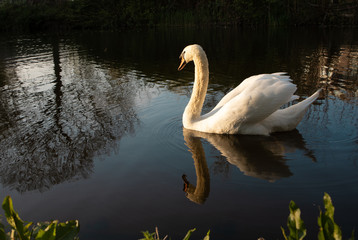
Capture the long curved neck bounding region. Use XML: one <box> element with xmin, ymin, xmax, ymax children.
<box><xmin>183</xmin><ymin>52</ymin><xmax>209</xmax><ymax>126</ymax></box>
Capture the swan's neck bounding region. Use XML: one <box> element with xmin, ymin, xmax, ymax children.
<box><xmin>183</xmin><ymin>52</ymin><xmax>209</xmax><ymax>127</ymax></box>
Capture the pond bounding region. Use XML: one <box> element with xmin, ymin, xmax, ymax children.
<box><xmin>0</xmin><ymin>27</ymin><xmax>357</xmax><ymax>239</ymax></box>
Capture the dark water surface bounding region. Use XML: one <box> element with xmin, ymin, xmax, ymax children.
<box><xmin>0</xmin><ymin>27</ymin><xmax>357</xmax><ymax>239</ymax></box>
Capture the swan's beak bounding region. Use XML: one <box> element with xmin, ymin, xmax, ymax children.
<box><xmin>178</xmin><ymin>55</ymin><xmax>187</xmax><ymax>71</ymax></box>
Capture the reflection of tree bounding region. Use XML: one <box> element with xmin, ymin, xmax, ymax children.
<box><xmin>52</xmin><ymin>37</ymin><xmax>71</xmax><ymax>143</ymax></box>
<box><xmin>0</xmin><ymin>61</ymin><xmax>6</xmax><ymax>88</ymax></box>
<box><xmin>300</xmin><ymin>44</ymin><xmax>358</xmax><ymax>101</ymax></box>
<box><xmin>0</xmin><ymin>37</ymin><xmax>139</xmax><ymax>193</ymax></box>
<box><xmin>294</xmin><ymin>39</ymin><xmax>358</xmax><ymax>137</ymax></box>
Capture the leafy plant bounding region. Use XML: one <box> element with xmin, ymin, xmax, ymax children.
<box><xmin>317</xmin><ymin>193</ymin><xmax>342</xmax><ymax>240</ymax></box>
<box><xmin>142</xmin><ymin>193</ymin><xmax>354</xmax><ymax>240</ymax></box>
<box><xmin>183</xmin><ymin>228</ymin><xmax>195</xmax><ymax>240</ymax></box>
<box><xmin>281</xmin><ymin>201</ymin><xmax>307</xmax><ymax>240</ymax></box>
<box><xmin>0</xmin><ymin>196</ymin><xmax>79</xmax><ymax>240</ymax></box>
<box><xmin>183</xmin><ymin>228</ymin><xmax>210</xmax><ymax>240</ymax></box>
<box><xmin>140</xmin><ymin>227</ymin><xmax>168</xmax><ymax>240</ymax></box>
<box><xmin>140</xmin><ymin>227</ymin><xmax>210</xmax><ymax>240</ymax></box>
<box><xmin>281</xmin><ymin>193</ymin><xmax>354</xmax><ymax>240</ymax></box>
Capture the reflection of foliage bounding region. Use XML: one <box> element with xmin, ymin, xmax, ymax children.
<box><xmin>0</xmin><ymin>37</ymin><xmax>139</xmax><ymax>193</ymax></box>
<box><xmin>0</xmin><ymin>196</ymin><xmax>79</xmax><ymax>240</ymax></box>
<box><xmin>300</xmin><ymin>43</ymin><xmax>358</xmax><ymax>101</ymax></box>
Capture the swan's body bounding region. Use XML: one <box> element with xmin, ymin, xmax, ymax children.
<box><xmin>178</xmin><ymin>44</ymin><xmax>320</xmax><ymax>135</ymax></box>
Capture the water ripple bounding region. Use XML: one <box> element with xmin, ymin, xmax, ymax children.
<box><xmin>140</xmin><ymin>91</ymin><xmax>187</xmax><ymax>153</ymax></box>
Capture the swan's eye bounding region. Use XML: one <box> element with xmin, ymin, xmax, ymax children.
<box><xmin>179</xmin><ymin>51</ymin><xmax>186</xmax><ymax>60</ymax></box>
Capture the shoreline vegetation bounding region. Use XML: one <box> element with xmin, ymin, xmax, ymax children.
<box><xmin>0</xmin><ymin>0</ymin><xmax>357</xmax><ymax>32</ymax></box>
<box><xmin>1</xmin><ymin>193</ymin><xmax>353</xmax><ymax>240</ymax></box>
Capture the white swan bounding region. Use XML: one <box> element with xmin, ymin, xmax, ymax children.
<box><xmin>178</xmin><ymin>44</ymin><xmax>321</xmax><ymax>135</ymax></box>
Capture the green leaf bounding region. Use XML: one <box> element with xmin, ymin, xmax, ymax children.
<box><xmin>32</xmin><ymin>222</ymin><xmax>52</xmax><ymax>238</ymax></box>
<box><xmin>1</xmin><ymin>196</ymin><xmax>80</xmax><ymax>240</ymax></box>
<box><xmin>140</xmin><ymin>231</ymin><xmax>156</xmax><ymax>240</ymax></box>
<box><xmin>323</xmin><ymin>193</ymin><xmax>335</xmax><ymax>220</ymax></box>
<box><xmin>317</xmin><ymin>193</ymin><xmax>342</xmax><ymax>240</ymax></box>
<box><xmin>288</xmin><ymin>201</ymin><xmax>306</xmax><ymax>240</ymax></box>
<box><xmin>2</xmin><ymin>196</ymin><xmax>31</xmax><ymax>240</ymax></box>
<box><xmin>183</xmin><ymin>228</ymin><xmax>196</xmax><ymax>240</ymax></box>
<box><xmin>35</xmin><ymin>221</ymin><xmax>57</xmax><ymax>240</ymax></box>
<box><xmin>281</xmin><ymin>226</ymin><xmax>289</xmax><ymax>240</ymax></box>
<box><xmin>56</xmin><ymin>220</ymin><xmax>80</xmax><ymax>240</ymax></box>
<box><xmin>318</xmin><ymin>210</ymin><xmax>325</xmax><ymax>240</ymax></box>
<box><xmin>203</xmin><ymin>230</ymin><xmax>210</xmax><ymax>240</ymax></box>
<box><xmin>281</xmin><ymin>200</ymin><xmax>306</xmax><ymax>240</ymax></box>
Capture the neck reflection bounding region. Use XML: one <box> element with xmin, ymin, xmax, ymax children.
<box><xmin>182</xmin><ymin>129</ymin><xmax>210</xmax><ymax>205</ymax></box>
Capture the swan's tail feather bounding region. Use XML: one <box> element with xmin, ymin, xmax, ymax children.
<box><xmin>295</xmin><ymin>88</ymin><xmax>321</xmax><ymax>109</ymax></box>
<box><xmin>272</xmin><ymin>72</ymin><xmax>288</xmax><ymax>76</ymax></box>
<box><xmin>266</xmin><ymin>89</ymin><xmax>321</xmax><ymax>133</ymax></box>
<box><xmin>284</xmin><ymin>88</ymin><xmax>321</xmax><ymax>122</ymax></box>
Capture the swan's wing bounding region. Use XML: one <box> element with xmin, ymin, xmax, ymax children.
<box><xmin>212</xmin><ymin>73</ymin><xmax>292</xmax><ymax>111</ymax></box>
<box><xmin>206</xmin><ymin>73</ymin><xmax>297</xmax><ymax>127</ymax></box>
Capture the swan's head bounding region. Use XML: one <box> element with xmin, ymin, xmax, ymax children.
<box><xmin>178</xmin><ymin>44</ymin><xmax>204</xmax><ymax>71</ymax></box>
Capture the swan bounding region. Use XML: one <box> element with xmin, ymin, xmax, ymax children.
<box><xmin>178</xmin><ymin>44</ymin><xmax>321</xmax><ymax>135</ymax></box>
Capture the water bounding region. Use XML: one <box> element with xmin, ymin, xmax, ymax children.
<box><xmin>0</xmin><ymin>27</ymin><xmax>357</xmax><ymax>239</ymax></box>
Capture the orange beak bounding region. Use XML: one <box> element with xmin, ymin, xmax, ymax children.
<box><xmin>178</xmin><ymin>55</ymin><xmax>187</xmax><ymax>71</ymax></box>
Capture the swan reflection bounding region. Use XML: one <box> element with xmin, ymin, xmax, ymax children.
<box><xmin>182</xmin><ymin>128</ymin><xmax>316</xmax><ymax>204</ymax></box>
